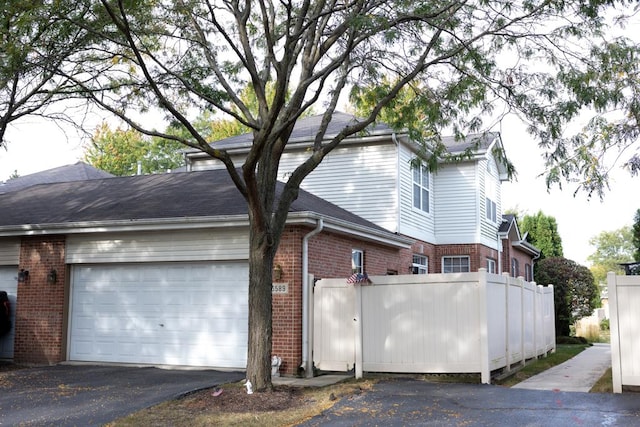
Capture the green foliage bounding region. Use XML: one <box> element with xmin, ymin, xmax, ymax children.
<box><xmin>600</xmin><ymin>318</ymin><xmax>610</xmax><ymax>331</ymax></box>
<box><xmin>633</xmin><ymin>209</ymin><xmax>640</xmax><ymax>261</ymax></box>
<box><xmin>85</xmin><ymin>123</ymin><xmax>184</xmax><ymax>176</ymax></box>
<box><xmin>495</xmin><ymin>344</ymin><xmax>589</xmax><ymax>387</ymax></box>
<box><xmin>555</xmin><ymin>336</ymin><xmax>590</xmax><ymax>345</ymax></box>
<box><xmin>165</xmin><ymin>110</ymin><xmax>248</xmax><ymax>144</ymax></box>
<box><xmin>535</xmin><ymin>257</ymin><xmax>598</xmax><ymax>337</ymax></box>
<box><xmin>520</xmin><ymin>211</ymin><xmax>564</xmax><ymax>259</ymax></box>
<box><xmin>587</xmin><ymin>226</ymin><xmax>634</xmax><ymax>284</ymax></box>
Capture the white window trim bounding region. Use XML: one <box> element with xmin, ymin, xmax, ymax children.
<box><xmin>442</xmin><ymin>255</ymin><xmax>470</xmax><ymax>273</ymax></box>
<box><xmin>485</xmin><ymin>197</ymin><xmax>497</xmax><ymax>223</ymax></box>
<box><xmin>352</xmin><ymin>249</ymin><xmax>363</xmax><ymax>274</ymax></box>
<box><xmin>412</xmin><ymin>254</ymin><xmax>428</xmax><ymax>274</ymax></box>
<box><xmin>412</xmin><ymin>164</ymin><xmax>430</xmax><ymax>214</ymax></box>
<box><xmin>486</xmin><ymin>258</ymin><xmax>496</xmax><ymax>274</ymax></box>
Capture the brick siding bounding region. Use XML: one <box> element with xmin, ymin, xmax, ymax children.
<box><xmin>272</xmin><ymin>225</ymin><xmax>405</xmax><ymax>375</ymax></box>
<box><xmin>14</xmin><ymin>236</ymin><xmax>66</xmax><ymax>365</ymax></box>
<box><xmin>11</xmin><ymin>229</ymin><xmax>535</xmax><ymax>376</ymax></box>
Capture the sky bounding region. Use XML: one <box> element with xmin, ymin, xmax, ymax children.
<box><xmin>498</xmin><ymin>118</ymin><xmax>639</xmax><ymax>266</ymax></box>
<box><xmin>0</xmin><ymin>113</ymin><xmax>637</xmax><ymax>267</ymax></box>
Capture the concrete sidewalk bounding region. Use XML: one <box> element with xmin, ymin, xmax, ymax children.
<box><xmin>512</xmin><ymin>343</ymin><xmax>611</xmax><ymax>392</ymax></box>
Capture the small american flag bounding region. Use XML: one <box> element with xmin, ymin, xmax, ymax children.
<box><xmin>346</xmin><ymin>273</ymin><xmax>370</xmax><ymax>284</ymax></box>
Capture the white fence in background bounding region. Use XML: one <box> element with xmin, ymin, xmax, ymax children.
<box><xmin>313</xmin><ymin>269</ymin><xmax>555</xmax><ymax>384</ymax></box>
<box><xmin>608</xmin><ymin>272</ymin><xmax>640</xmax><ymax>393</ymax></box>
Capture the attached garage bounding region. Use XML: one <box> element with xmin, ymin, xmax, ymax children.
<box><xmin>0</xmin><ymin>168</ymin><xmax>412</xmax><ymax>374</ymax></box>
<box><xmin>0</xmin><ymin>239</ymin><xmax>19</xmax><ymax>359</ymax></box>
<box><xmin>69</xmin><ymin>262</ymin><xmax>249</xmax><ymax>368</ymax></box>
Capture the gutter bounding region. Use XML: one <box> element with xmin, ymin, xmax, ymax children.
<box><xmin>300</xmin><ymin>218</ymin><xmax>323</xmax><ymax>378</ymax></box>
<box><xmin>0</xmin><ymin>213</ymin><xmax>412</xmax><ymax>249</ymax></box>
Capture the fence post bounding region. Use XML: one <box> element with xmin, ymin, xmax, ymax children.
<box><xmin>545</xmin><ymin>284</ymin><xmax>556</xmax><ymax>355</ymax></box>
<box><xmin>503</xmin><ymin>272</ymin><xmax>511</xmax><ymax>371</ymax></box>
<box><xmin>608</xmin><ymin>272</ymin><xmax>622</xmax><ymax>393</ymax></box>
<box><xmin>354</xmin><ymin>283</ymin><xmax>364</xmax><ymax>379</ymax></box>
<box><xmin>533</xmin><ymin>282</ymin><xmax>538</xmax><ymax>360</ymax></box>
<box><xmin>519</xmin><ymin>276</ymin><xmax>526</xmax><ymax>366</ymax></box>
<box><xmin>478</xmin><ymin>269</ymin><xmax>490</xmax><ymax>384</ymax></box>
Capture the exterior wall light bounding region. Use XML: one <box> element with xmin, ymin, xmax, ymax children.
<box><xmin>47</xmin><ymin>269</ymin><xmax>58</xmax><ymax>284</ymax></box>
<box><xmin>17</xmin><ymin>269</ymin><xmax>29</xmax><ymax>283</ymax></box>
<box><xmin>273</xmin><ymin>264</ymin><xmax>283</xmax><ymax>281</ymax></box>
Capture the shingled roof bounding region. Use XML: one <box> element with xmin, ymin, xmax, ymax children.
<box><xmin>0</xmin><ymin>162</ymin><xmax>113</xmax><ymax>194</ymax></box>
<box><xmin>0</xmin><ymin>169</ymin><xmax>391</xmax><ymax>235</ymax></box>
<box><xmin>185</xmin><ymin>111</ymin><xmax>392</xmax><ymax>153</ymax></box>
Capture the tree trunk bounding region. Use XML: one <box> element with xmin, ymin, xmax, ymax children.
<box><xmin>245</xmin><ymin>228</ymin><xmax>275</xmax><ymax>391</ymax></box>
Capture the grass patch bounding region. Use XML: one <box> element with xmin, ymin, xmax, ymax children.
<box><xmin>494</xmin><ymin>344</ymin><xmax>590</xmax><ymax>387</ymax></box>
<box><xmin>590</xmin><ymin>367</ymin><xmax>613</xmax><ymax>393</ymax></box>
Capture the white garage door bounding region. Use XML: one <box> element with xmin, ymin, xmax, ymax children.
<box><xmin>69</xmin><ymin>262</ymin><xmax>248</xmax><ymax>368</ymax></box>
<box><xmin>0</xmin><ymin>266</ymin><xmax>17</xmax><ymax>359</ymax></box>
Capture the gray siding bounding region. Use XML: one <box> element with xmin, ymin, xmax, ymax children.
<box><xmin>66</xmin><ymin>229</ymin><xmax>249</xmax><ymax>264</ymax></box>
<box><xmin>0</xmin><ymin>239</ymin><xmax>19</xmax><ymax>265</ymax></box>
<box><xmin>397</xmin><ymin>144</ymin><xmax>435</xmax><ymax>242</ymax></box>
<box><xmin>480</xmin><ymin>157</ymin><xmax>501</xmax><ymax>249</ymax></box>
<box><xmin>433</xmin><ymin>162</ymin><xmax>479</xmax><ymax>244</ymax></box>
<box><xmin>285</xmin><ymin>144</ymin><xmax>399</xmax><ymax>232</ymax></box>
<box><xmin>190</xmin><ymin>143</ymin><xmax>399</xmax><ymax>231</ymax></box>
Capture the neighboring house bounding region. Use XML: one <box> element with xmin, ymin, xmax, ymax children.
<box><xmin>0</xmin><ymin>113</ymin><xmax>540</xmax><ymax>375</ymax></box>
<box><xmin>498</xmin><ymin>214</ymin><xmax>541</xmax><ymax>281</ymax></box>
<box><xmin>0</xmin><ymin>161</ymin><xmax>113</xmax><ymax>194</ymax></box>
<box><xmin>186</xmin><ymin>112</ymin><xmax>540</xmax><ymax>276</ymax></box>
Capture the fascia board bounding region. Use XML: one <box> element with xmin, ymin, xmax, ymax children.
<box><xmin>0</xmin><ymin>212</ymin><xmax>412</xmax><ymax>249</ymax></box>
<box><xmin>0</xmin><ymin>216</ymin><xmax>251</xmax><ymax>236</ymax></box>
<box><xmin>512</xmin><ymin>240</ymin><xmax>541</xmax><ymax>257</ymax></box>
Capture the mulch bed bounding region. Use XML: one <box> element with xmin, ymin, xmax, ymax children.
<box><xmin>0</xmin><ymin>362</ymin><xmax>23</xmax><ymax>373</ymax></box>
<box><xmin>182</xmin><ymin>385</ymin><xmax>308</xmax><ymax>413</ymax></box>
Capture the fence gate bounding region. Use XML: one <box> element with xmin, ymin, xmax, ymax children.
<box><xmin>313</xmin><ymin>278</ymin><xmax>355</xmax><ymax>372</ymax></box>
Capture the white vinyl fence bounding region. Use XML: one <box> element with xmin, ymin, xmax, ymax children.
<box><xmin>608</xmin><ymin>272</ymin><xmax>640</xmax><ymax>393</ymax></box>
<box><xmin>313</xmin><ymin>269</ymin><xmax>555</xmax><ymax>384</ymax></box>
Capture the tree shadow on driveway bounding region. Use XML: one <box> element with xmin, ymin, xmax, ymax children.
<box><xmin>0</xmin><ymin>364</ymin><xmax>244</xmax><ymax>426</ymax></box>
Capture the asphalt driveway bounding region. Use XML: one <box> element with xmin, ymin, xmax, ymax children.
<box><xmin>301</xmin><ymin>379</ymin><xmax>640</xmax><ymax>426</ymax></box>
<box><xmin>0</xmin><ymin>364</ymin><xmax>244</xmax><ymax>426</ymax></box>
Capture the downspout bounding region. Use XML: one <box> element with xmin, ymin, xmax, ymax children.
<box><xmin>301</xmin><ymin>218</ymin><xmax>323</xmax><ymax>377</ymax></box>
<box><xmin>497</xmin><ymin>233</ymin><xmax>503</xmax><ymax>274</ymax></box>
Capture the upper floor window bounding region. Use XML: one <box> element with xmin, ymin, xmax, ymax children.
<box><xmin>412</xmin><ymin>165</ymin><xmax>430</xmax><ymax>213</ymax></box>
<box><xmin>352</xmin><ymin>249</ymin><xmax>363</xmax><ymax>274</ymax></box>
<box><xmin>412</xmin><ymin>254</ymin><xmax>428</xmax><ymax>274</ymax></box>
<box><xmin>486</xmin><ymin>258</ymin><xmax>496</xmax><ymax>274</ymax></box>
<box><xmin>485</xmin><ymin>159</ymin><xmax>498</xmax><ymax>223</ymax></box>
<box><xmin>511</xmin><ymin>258</ymin><xmax>520</xmax><ymax>278</ymax></box>
<box><xmin>442</xmin><ymin>256</ymin><xmax>470</xmax><ymax>273</ymax></box>
<box><xmin>485</xmin><ymin>197</ymin><xmax>497</xmax><ymax>223</ymax></box>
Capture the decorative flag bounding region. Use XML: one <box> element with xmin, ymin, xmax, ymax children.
<box><xmin>347</xmin><ymin>273</ymin><xmax>371</xmax><ymax>284</ymax></box>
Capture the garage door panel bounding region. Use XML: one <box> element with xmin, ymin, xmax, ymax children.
<box><xmin>0</xmin><ymin>267</ymin><xmax>17</xmax><ymax>359</ymax></box>
<box><xmin>70</xmin><ymin>262</ymin><xmax>248</xmax><ymax>368</ymax></box>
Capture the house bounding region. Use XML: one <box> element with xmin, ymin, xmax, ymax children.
<box><xmin>186</xmin><ymin>112</ymin><xmax>539</xmax><ymax>276</ymax></box>
<box><xmin>0</xmin><ymin>169</ymin><xmax>412</xmax><ymax>373</ymax></box>
<box><xmin>0</xmin><ymin>161</ymin><xmax>113</xmax><ymax>194</ymax></box>
<box><xmin>499</xmin><ymin>214</ymin><xmax>540</xmax><ymax>281</ymax></box>
<box><xmin>0</xmin><ymin>113</ymin><xmax>540</xmax><ymax>375</ymax></box>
